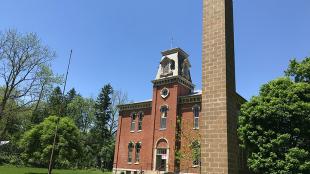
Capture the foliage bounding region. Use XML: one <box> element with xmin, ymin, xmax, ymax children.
<box><xmin>67</xmin><ymin>96</ymin><xmax>95</xmax><ymax>133</ymax></box>
<box><xmin>48</xmin><ymin>86</ymin><xmax>64</xmax><ymax>116</ymax></box>
<box><xmin>66</xmin><ymin>88</ymin><xmax>79</xmax><ymax>104</ymax></box>
<box><xmin>238</xmin><ymin>57</ymin><xmax>310</xmax><ymax>174</ymax></box>
<box><xmin>90</xmin><ymin>84</ymin><xmax>114</xmax><ymax>170</ymax></box>
<box><xmin>285</xmin><ymin>57</ymin><xmax>310</xmax><ymax>83</ymax></box>
<box><xmin>175</xmin><ymin>115</ymin><xmax>201</xmax><ymax>170</ymax></box>
<box><xmin>0</xmin><ymin>29</ymin><xmax>124</xmax><ymax>171</ymax></box>
<box><xmin>190</xmin><ymin>140</ymin><xmax>201</xmax><ymax>166</ymax></box>
<box><xmin>0</xmin><ymin>30</ymin><xmax>55</xmax><ymax>119</ymax></box>
<box><xmin>19</xmin><ymin>116</ymin><xmax>82</xmax><ymax>168</ymax></box>
<box><xmin>94</xmin><ymin>84</ymin><xmax>113</xmax><ymax>138</ymax></box>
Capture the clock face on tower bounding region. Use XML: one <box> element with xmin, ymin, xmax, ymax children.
<box><xmin>160</xmin><ymin>87</ymin><xmax>169</xmax><ymax>99</ymax></box>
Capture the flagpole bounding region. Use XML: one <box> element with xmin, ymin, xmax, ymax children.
<box><xmin>48</xmin><ymin>49</ymin><xmax>73</xmax><ymax>174</ymax></box>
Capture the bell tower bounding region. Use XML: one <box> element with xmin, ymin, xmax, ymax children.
<box><xmin>201</xmin><ymin>0</ymin><xmax>239</xmax><ymax>174</ymax></box>
<box><xmin>151</xmin><ymin>48</ymin><xmax>194</xmax><ymax>172</ymax></box>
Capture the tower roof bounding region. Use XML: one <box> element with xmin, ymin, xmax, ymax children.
<box><xmin>154</xmin><ymin>47</ymin><xmax>192</xmax><ymax>82</ymax></box>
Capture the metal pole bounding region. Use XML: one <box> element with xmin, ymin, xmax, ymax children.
<box><xmin>48</xmin><ymin>50</ymin><xmax>73</xmax><ymax>174</ymax></box>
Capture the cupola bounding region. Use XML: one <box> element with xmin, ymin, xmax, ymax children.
<box><xmin>155</xmin><ymin>48</ymin><xmax>192</xmax><ymax>82</ymax></box>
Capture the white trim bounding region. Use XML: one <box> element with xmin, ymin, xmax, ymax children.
<box><xmin>153</xmin><ymin>138</ymin><xmax>169</xmax><ymax>172</ymax></box>
<box><xmin>154</xmin><ymin>138</ymin><xmax>169</xmax><ymax>148</ymax></box>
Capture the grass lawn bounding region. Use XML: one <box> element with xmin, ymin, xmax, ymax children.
<box><xmin>0</xmin><ymin>165</ymin><xmax>112</xmax><ymax>174</ymax></box>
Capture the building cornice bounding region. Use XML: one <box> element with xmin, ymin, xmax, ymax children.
<box><xmin>178</xmin><ymin>94</ymin><xmax>202</xmax><ymax>104</ymax></box>
<box><xmin>161</xmin><ymin>47</ymin><xmax>189</xmax><ymax>57</ymax></box>
<box><xmin>118</xmin><ymin>101</ymin><xmax>152</xmax><ymax>112</ymax></box>
<box><xmin>152</xmin><ymin>75</ymin><xmax>195</xmax><ymax>90</ymax></box>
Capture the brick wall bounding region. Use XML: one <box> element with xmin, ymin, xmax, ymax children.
<box><xmin>179</xmin><ymin>102</ymin><xmax>201</xmax><ymax>174</ymax></box>
<box><xmin>201</xmin><ymin>0</ymin><xmax>238</xmax><ymax>173</ymax></box>
<box><xmin>114</xmin><ymin>108</ymin><xmax>154</xmax><ymax>171</ymax></box>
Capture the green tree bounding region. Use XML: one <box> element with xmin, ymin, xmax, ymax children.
<box><xmin>238</xmin><ymin>58</ymin><xmax>310</xmax><ymax>174</ymax></box>
<box><xmin>48</xmin><ymin>87</ymin><xmax>63</xmax><ymax>115</ymax></box>
<box><xmin>67</xmin><ymin>96</ymin><xmax>95</xmax><ymax>133</ymax></box>
<box><xmin>32</xmin><ymin>65</ymin><xmax>62</xmax><ymax>114</ymax></box>
<box><xmin>91</xmin><ymin>84</ymin><xmax>114</xmax><ymax>170</ymax></box>
<box><xmin>66</xmin><ymin>88</ymin><xmax>79</xmax><ymax>104</ymax></box>
<box><xmin>0</xmin><ymin>30</ymin><xmax>55</xmax><ymax>119</ymax></box>
<box><xmin>94</xmin><ymin>84</ymin><xmax>113</xmax><ymax>139</ymax></box>
<box><xmin>19</xmin><ymin>116</ymin><xmax>82</xmax><ymax>168</ymax></box>
<box><xmin>285</xmin><ymin>57</ymin><xmax>310</xmax><ymax>83</ymax></box>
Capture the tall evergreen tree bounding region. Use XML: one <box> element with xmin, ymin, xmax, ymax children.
<box><xmin>94</xmin><ymin>84</ymin><xmax>113</xmax><ymax>138</ymax></box>
<box><xmin>91</xmin><ymin>84</ymin><xmax>114</xmax><ymax>169</ymax></box>
<box><xmin>66</xmin><ymin>88</ymin><xmax>78</xmax><ymax>104</ymax></box>
<box><xmin>48</xmin><ymin>87</ymin><xmax>63</xmax><ymax>116</ymax></box>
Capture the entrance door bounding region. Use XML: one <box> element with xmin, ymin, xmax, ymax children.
<box><xmin>156</xmin><ymin>148</ymin><xmax>167</xmax><ymax>171</ymax></box>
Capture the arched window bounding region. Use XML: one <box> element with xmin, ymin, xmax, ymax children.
<box><xmin>138</xmin><ymin>112</ymin><xmax>144</xmax><ymax>131</ymax></box>
<box><xmin>130</xmin><ymin>112</ymin><xmax>137</xmax><ymax>132</ymax></box>
<box><xmin>128</xmin><ymin>141</ymin><xmax>134</xmax><ymax>163</ymax></box>
<box><xmin>191</xmin><ymin>140</ymin><xmax>200</xmax><ymax>166</ymax></box>
<box><xmin>160</xmin><ymin>105</ymin><xmax>168</xmax><ymax>129</ymax></box>
<box><xmin>192</xmin><ymin>105</ymin><xmax>200</xmax><ymax>129</ymax></box>
<box><xmin>135</xmin><ymin>142</ymin><xmax>142</xmax><ymax>163</ymax></box>
<box><xmin>162</xmin><ymin>62</ymin><xmax>170</xmax><ymax>74</ymax></box>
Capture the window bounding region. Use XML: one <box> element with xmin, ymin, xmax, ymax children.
<box><xmin>138</xmin><ymin>112</ymin><xmax>143</xmax><ymax>131</ymax></box>
<box><xmin>162</xmin><ymin>62</ymin><xmax>170</xmax><ymax>74</ymax></box>
<box><xmin>160</xmin><ymin>105</ymin><xmax>168</xmax><ymax>129</ymax></box>
<box><xmin>135</xmin><ymin>142</ymin><xmax>142</xmax><ymax>163</ymax></box>
<box><xmin>192</xmin><ymin>105</ymin><xmax>200</xmax><ymax>129</ymax></box>
<box><xmin>191</xmin><ymin>140</ymin><xmax>200</xmax><ymax>166</ymax></box>
<box><xmin>160</xmin><ymin>87</ymin><xmax>169</xmax><ymax>99</ymax></box>
<box><xmin>130</xmin><ymin>113</ymin><xmax>137</xmax><ymax>132</ymax></box>
<box><xmin>128</xmin><ymin>142</ymin><xmax>134</xmax><ymax>163</ymax></box>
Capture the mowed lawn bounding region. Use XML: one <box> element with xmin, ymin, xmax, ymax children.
<box><xmin>0</xmin><ymin>166</ymin><xmax>112</xmax><ymax>174</ymax></box>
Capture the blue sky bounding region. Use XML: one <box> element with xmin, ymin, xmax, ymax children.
<box><xmin>0</xmin><ymin>0</ymin><xmax>309</xmax><ymax>101</ymax></box>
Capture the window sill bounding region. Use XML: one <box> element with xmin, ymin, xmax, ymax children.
<box><xmin>134</xmin><ymin>162</ymin><xmax>140</xmax><ymax>165</ymax></box>
<box><xmin>159</xmin><ymin>128</ymin><xmax>166</xmax><ymax>131</ymax></box>
<box><xmin>137</xmin><ymin>130</ymin><xmax>142</xmax><ymax>133</ymax></box>
<box><xmin>193</xmin><ymin>128</ymin><xmax>199</xmax><ymax>130</ymax></box>
<box><xmin>128</xmin><ymin>162</ymin><xmax>132</xmax><ymax>164</ymax></box>
<box><xmin>192</xmin><ymin>165</ymin><xmax>200</xmax><ymax>168</ymax></box>
<box><xmin>130</xmin><ymin>131</ymin><xmax>135</xmax><ymax>133</ymax></box>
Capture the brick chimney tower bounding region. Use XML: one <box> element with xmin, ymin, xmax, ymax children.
<box><xmin>201</xmin><ymin>0</ymin><xmax>238</xmax><ymax>173</ymax></box>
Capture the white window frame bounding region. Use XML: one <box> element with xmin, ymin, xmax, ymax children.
<box><xmin>192</xmin><ymin>105</ymin><xmax>200</xmax><ymax>129</ymax></box>
<box><xmin>128</xmin><ymin>142</ymin><xmax>134</xmax><ymax>163</ymax></box>
<box><xmin>130</xmin><ymin>112</ymin><xmax>137</xmax><ymax>132</ymax></box>
<box><xmin>137</xmin><ymin>112</ymin><xmax>143</xmax><ymax>131</ymax></box>
<box><xmin>135</xmin><ymin>142</ymin><xmax>142</xmax><ymax>163</ymax></box>
<box><xmin>160</xmin><ymin>105</ymin><xmax>168</xmax><ymax>129</ymax></box>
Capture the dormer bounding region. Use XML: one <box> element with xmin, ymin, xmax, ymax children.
<box><xmin>155</xmin><ymin>48</ymin><xmax>192</xmax><ymax>82</ymax></box>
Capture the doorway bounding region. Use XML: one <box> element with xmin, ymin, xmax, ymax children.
<box><xmin>156</xmin><ymin>148</ymin><xmax>167</xmax><ymax>171</ymax></box>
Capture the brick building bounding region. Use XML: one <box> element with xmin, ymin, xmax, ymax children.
<box><xmin>113</xmin><ymin>48</ymin><xmax>246</xmax><ymax>174</ymax></box>
<box><xmin>113</xmin><ymin>0</ymin><xmax>251</xmax><ymax>173</ymax></box>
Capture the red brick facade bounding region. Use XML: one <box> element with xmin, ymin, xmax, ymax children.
<box><xmin>113</xmin><ymin>48</ymin><xmax>246</xmax><ymax>174</ymax></box>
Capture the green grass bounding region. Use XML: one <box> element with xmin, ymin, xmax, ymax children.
<box><xmin>0</xmin><ymin>165</ymin><xmax>112</xmax><ymax>174</ymax></box>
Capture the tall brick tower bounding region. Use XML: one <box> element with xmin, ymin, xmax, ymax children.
<box><xmin>201</xmin><ymin>0</ymin><xmax>238</xmax><ymax>173</ymax></box>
